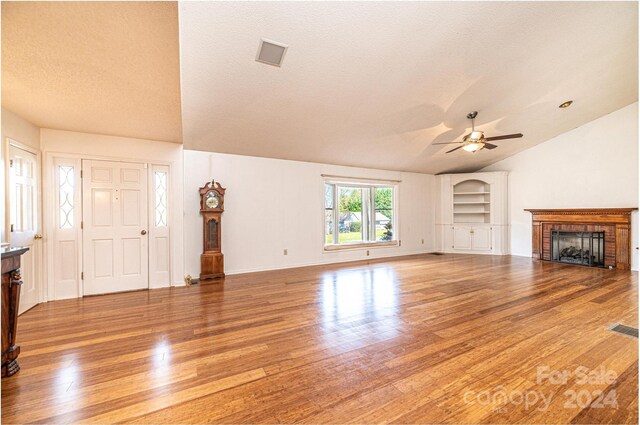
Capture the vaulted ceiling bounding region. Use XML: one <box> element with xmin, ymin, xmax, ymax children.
<box><xmin>2</xmin><ymin>2</ymin><xmax>637</xmax><ymax>173</ymax></box>
<box><xmin>179</xmin><ymin>1</ymin><xmax>637</xmax><ymax>174</ymax></box>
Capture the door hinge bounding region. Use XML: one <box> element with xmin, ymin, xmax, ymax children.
<box><xmin>9</xmin><ymin>159</ymin><xmax>13</xmax><ymax>168</ymax></box>
<box><xmin>81</xmin><ymin>272</ymin><xmax>84</xmax><ymax>280</ymax></box>
<box><xmin>10</xmin><ymin>224</ymin><xmax>14</xmax><ymax>232</ymax></box>
<box><xmin>80</xmin><ymin>221</ymin><xmax>83</xmax><ymax>229</ymax></box>
<box><xmin>80</xmin><ymin>170</ymin><xmax>83</xmax><ymax>178</ymax></box>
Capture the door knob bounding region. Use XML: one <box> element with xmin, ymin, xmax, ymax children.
<box><xmin>141</xmin><ymin>230</ymin><xmax>147</xmax><ymax>235</ymax></box>
<box><xmin>34</xmin><ymin>234</ymin><xmax>43</xmax><ymax>240</ymax></box>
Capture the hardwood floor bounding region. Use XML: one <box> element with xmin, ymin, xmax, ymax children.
<box><xmin>2</xmin><ymin>254</ymin><xmax>637</xmax><ymax>424</ymax></box>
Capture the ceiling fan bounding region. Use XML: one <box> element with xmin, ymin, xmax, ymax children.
<box><xmin>433</xmin><ymin>111</ymin><xmax>523</xmax><ymax>153</ymax></box>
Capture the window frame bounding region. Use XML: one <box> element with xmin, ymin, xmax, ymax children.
<box><xmin>323</xmin><ymin>178</ymin><xmax>399</xmax><ymax>251</ymax></box>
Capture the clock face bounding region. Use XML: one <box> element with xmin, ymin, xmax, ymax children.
<box><xmin>205</xmin><ymin>192</ymin><xmax>219</xmax><ymax>209</ymax></box>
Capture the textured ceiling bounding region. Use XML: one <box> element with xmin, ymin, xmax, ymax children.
<box><xmin>180</xmin><ymin>1</ymin><xmax>638</xmax><ymax>174</ymax></box>
<box><xmin>2</xmin><ymin>2</ymin><xmax>182</xmax><ymax>143</ymax></box>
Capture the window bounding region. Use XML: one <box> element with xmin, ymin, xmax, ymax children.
<box><xmin>58</xmin><ymin>165</ymin><xmax>74</xmax><ymax>229</ymax></box>
<box><xmin>324</xmin><ymin>181</ymin><xmax>397</xmax><ymax>249</ymax></box>
<box><xmin>154</xmin><ymin>171</ymin><xmax>168</xmax><ymax>227</ymax></box>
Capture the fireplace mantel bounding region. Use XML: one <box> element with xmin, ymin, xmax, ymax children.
<box><xmin>525</xmin><ymin>208</ymin><xmax>636</xmax><ymax>270</ymax></box>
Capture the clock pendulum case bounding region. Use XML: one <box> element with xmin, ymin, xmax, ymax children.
<box><xmin>199</xmin><ymin>180</ymin><xmax>226</xmax><ymax>280</ymax></box>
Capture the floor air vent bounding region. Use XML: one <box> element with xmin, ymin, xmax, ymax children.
<box><xmin>609</xmin><ymin>324</ymin><xmax>639</xmax><ymax>338</ymax></box>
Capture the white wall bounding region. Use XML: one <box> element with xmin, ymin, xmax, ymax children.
<box><xmin>41</xmin><ymin>129</ymin><xmax>185</xmax><ymax>299</ymax></box>
<box><xmin>483</xmin><ymin>102</ymin><xmax>639</xmax><ymax>270</ymax></box>
<box><xmin>2</xmin><ymin>108</ymin><xmax>40</xmax><ymax>151</ymax></box>
<box><xmin>184</xmin><ymin>151</ymin><xmax>436</xmax><ymax>276</ymax></box>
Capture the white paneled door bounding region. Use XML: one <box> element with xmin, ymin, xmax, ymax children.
<box><xmin>9</xmin><ymin>144</ymin><xmax>41</xmax><ymax>314</ymax></box>
<box><xmin>82</xmin><ymin>160</ymin><xmax>149</xmax><ymax>295</ymax></box>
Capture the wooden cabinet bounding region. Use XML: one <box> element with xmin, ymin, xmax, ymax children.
<box><xmin>2</xmin><ymin>246</ymin><xmax>28</xmax><ymax>378</ymax></box>
<box><xmin>471</xmin><ymin>226</ymin><xmax>492</xmax><ymax>251</ymax></box>
<box><xmin>436</xmin><ymin>172</ymin><xmax>508</xmax><ymax>255</ymax></box>
<box><xmin>452</xmin><ymin>226</ymin><xmax>472</xmax><ymax>250</ymax></box>
<box><xmin>451</xmin><ymin>225</ymin><xmax>492</xmax><ymax>251</ymax></box>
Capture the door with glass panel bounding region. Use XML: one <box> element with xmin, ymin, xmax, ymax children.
<box><xmin>8</xmin><ymin>143</ymin><xmax>41</xmax><ymax>314</ymax></box>
<box><xmin>82</xmin><ymin>160</ymin><xmax>148</xmax><ymax>295</ymax></box>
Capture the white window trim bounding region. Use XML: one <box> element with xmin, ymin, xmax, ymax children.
<box><xmin>322</xmin><ymin>177</ymin><xmax>400</xmax><ymax>251</ymax></box>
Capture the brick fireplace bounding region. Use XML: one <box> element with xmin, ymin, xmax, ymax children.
<box><xmin>525</xmin><ymin>208</ymin><xmax>636</xmax><ymax>270</ymax></box>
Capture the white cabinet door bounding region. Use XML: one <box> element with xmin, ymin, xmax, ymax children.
<box><xmin>9</xmin><ymin>144</ymin><xmax>41</xmax><ymax>314</ymax></box>
<box><xmin>452</xmin><ymin>226</ymin><xmax>472</xmax><ymax>250</ymax></box>
<box><xmin>472</xmin><ymin>226</ymin><xmax>492</xmax><ymax>251</ymax></box>
<box><xmin>82</xmin><ymin>160</ymin><xmax>148</xmax><ymax>295</ymax></box>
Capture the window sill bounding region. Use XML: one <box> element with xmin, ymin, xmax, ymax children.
<box><xmin>324</xmin><ymin>241</ymin><xmax>399</xmax><ymax>251</ymax></box>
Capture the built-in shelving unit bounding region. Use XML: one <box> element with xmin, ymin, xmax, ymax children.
<box><xmin>453</xmin><ymin>180</ymin><xmax>491</xmax><ymax>223</ymax></box>
<box><xmin>453</xmin><ymin>192</ymin><xmax>491</xmax><ymax>195</ymax></box>
<box><xmin>435</xmin><ymin>171</ymin><xmax>508</xmax><ymax>255</ymax></box>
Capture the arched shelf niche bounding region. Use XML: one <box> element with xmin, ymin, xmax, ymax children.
<box><xmin>452</xmin><ymin>179</ymin><xmax>490</xmax><ymax>223</ymax></box>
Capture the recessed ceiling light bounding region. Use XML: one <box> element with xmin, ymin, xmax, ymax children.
<box><xmin>559</xmin><ymin>100</ymin><xmax>573</xmax><ymax>109</ymax></box>
<box><xmin>256</xmin><ymin>38</ymin><xmax>288</xmax><ymax>67</ymax></box>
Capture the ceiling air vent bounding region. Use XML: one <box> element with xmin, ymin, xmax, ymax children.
<box><xmin>256</xmin><ymin>38</ymin><xmax>288</xmax><ymax>67</ymax></box>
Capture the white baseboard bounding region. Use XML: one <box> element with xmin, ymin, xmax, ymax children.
<box><xmin>508</xmin><ymin>252</ymin><xmax>532</xmax><ymax>258</ymax></box>
<box><xmin>223</xmin><ymin>248</ymin><xmax>437</xmax><ymax>276</ymax></box>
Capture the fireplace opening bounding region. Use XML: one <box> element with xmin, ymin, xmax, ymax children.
<box><xmin>550</xmin><ymin>230</ymin><xmax>605</xmax><ymax>267</ymax></box>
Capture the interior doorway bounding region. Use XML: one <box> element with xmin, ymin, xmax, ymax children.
<box><xmin>8</xmin><ymin>143</ymin><xmax>41</xmax><ymax>314</ymax></box>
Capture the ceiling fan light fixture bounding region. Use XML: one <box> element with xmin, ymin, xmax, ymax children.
<box><xmin>463</xmin><ymin>131</ymin><xmax>485</xmax><ymax>143</ymax></box>
<box><xmin>469</xmin><ymin>131</ymin><xmax>484</xmax><ymax>142</ymax></box>
<box><xmin>441</xmin><ymin>111</ymin><xmax>523</xmax><ymax>155</ymax></box>
<box><xmin>463</xmin><ymin>142</ymin><xmax>484</xmax><ymax>152</ymax></box>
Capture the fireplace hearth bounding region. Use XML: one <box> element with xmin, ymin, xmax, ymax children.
<box><xmin>525</xmin><ymin>208</ymin><xmax>636</xmax><ymax>270</ymax></box>
<box><xmin>551</xmin><ymin>230</ymin><xmax>604</xmax><ymax>267</ymax></box>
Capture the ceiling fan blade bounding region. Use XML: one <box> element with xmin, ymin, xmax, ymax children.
<box><xmin>432</xmin><ymin>141</ymin><xmax>464</xmax><ymax>145</ymax></box>
<box><xmin>446</xmin><ymin>145</ymin><xmax>464</xmax><ymax>154</ymax></box>
<box><xmin>483</xmin><ymin>142</ymin><xmax>498</xmax><ymax>150</ymax></box>
<box><xmin>432</xmin><ymin>129</ymin><xmax>465</xmax><ymax>146</ymax></box>
<box><xmin>485</xmin><ymin>133</ymin><xmax>523</xmax><ymax>142</ymax></box>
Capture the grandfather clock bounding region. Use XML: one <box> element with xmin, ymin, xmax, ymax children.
<box><xmin>199</xmin><ymin>180</ymin><xmax>225</xmax><ymax>280</ymax></box>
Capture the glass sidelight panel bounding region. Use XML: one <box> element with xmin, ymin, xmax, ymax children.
<box><xmin>59</xmin><ymin>166</ymin><xmax>75</xmax><ymax>229</ymax></box>
<box><xmin>154</xmin><ymin>171</ymin><xmax>168</xmax><ymax>227</ymax></box>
